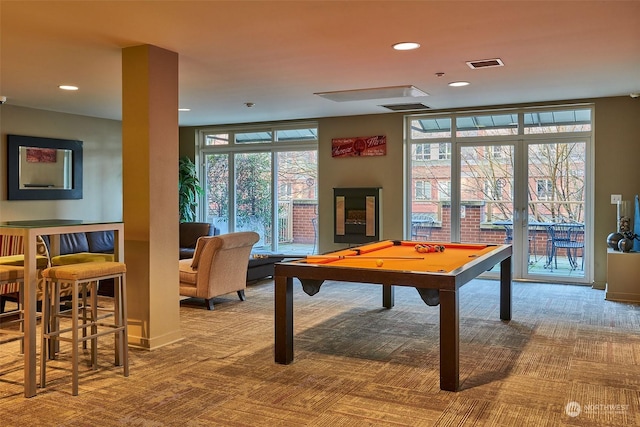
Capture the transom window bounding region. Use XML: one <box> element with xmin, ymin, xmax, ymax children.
<box><xmin>204</xmin><ymin>126</ymin><xmax>318</xmax><ymax>146</ymax></box>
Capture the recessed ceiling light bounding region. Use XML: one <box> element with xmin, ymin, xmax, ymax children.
<box><xmin>178</xmin><ymin>108</ymin><xmax>191</xmax><ymax>112</ymax></box>
<box><xmin>448</xmin><ymin>81</ymin><xmax>470</xmax><ymax>87</ymax></box>
<box><xmin>58</xmin><ymin>85</ymin><xmax>78</xmax><ymax>91</ymax></box>
<box><xmin>392</xmin><ymin>42</ymin><xmax>420</xmax><ymax>51</ymax></box>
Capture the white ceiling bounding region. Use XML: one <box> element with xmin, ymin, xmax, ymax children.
<box><xmin>1</xmin><ymin>1</ymin><xmax>639</xmax><ymax>127</ymax></box>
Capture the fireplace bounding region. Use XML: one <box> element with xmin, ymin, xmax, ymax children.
<box><xmin>334</xmin><ymin>187</ymin><xmax>381</xmax><ymax>244</ymax></box>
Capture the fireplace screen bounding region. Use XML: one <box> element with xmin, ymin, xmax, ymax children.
<box><xmin>334</xmin><ymin>187</ymin><xmax>381</xmax><ymax>244</ymax></box>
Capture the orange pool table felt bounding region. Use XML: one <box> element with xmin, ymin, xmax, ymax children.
<box><xmin>305</xmin><ymin>240</ymin><xmax>499</xmax><ymax>273</ymax></box>
<box><xmin>274</xmin><ymin>239</ymin><xmax>513</xmax><ymax>392</ymax></box>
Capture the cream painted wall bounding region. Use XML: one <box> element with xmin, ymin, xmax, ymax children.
<box><xmin>0</xmin><ymin>105</ymin><xmax>122</xmax><ymax>221</ymax></box>
<box><xmin>592</xmin><ymin>96</ymin><xmax>640</xmax><ymax>287</ymax></box>
<box><xmin>317</xmin><ymin>114</ymin><xmax>405</xmax><ymax>252</ymax></box>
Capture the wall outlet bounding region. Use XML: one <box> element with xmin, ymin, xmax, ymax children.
<box><xmin>611</xmin><ymin>194</ymin><xmax>622</xmax><ymax>204</ymax></box>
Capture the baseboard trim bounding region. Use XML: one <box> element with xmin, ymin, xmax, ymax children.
<box><xmin>127</xmin><ymin>329</ymin><xmax>184</xmax><ymax>350</ymax></box>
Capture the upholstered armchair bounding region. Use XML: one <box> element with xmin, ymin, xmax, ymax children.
<box><xmin>0</xmin><ymin>235</ymin><xmax>50</xmax><ymax>313</ymax></box>
<box><xmin>179</xmin><ymin>231</ymin><xmax>259</xmax><ymax>310</ymax></box>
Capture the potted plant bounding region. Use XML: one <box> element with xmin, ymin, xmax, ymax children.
<box><xmin>178</xmin><ymin>156</ymin><xmax>203</xmax><ymax>223</ymax></box>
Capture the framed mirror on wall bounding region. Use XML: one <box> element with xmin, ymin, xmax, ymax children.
<box><xmin>7</xmin><ymin>134</ymin><xmax>83</xmax><ymax>200</ymax></box>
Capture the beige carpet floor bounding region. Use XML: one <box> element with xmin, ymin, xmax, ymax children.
<box><xmin>0</xmin><ymin>278</ymin><xmax>639</xmax><ymax>426</ymax></box>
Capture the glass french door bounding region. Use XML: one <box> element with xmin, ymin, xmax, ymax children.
<box><xmin>456</xmin><ymin>140</ymin><xmax>588</xmax><ymax>282</ymax></box>
<box><xmin>524</xmin><ymin>140</ymin><xmax>588</xmax><ymax>282</ymax></box>
<box><xmin>408</xmin><ymin>105</ymin><xmax>592</xmax><ymax>283</ymax></box>
<box><xmin>458</xmin><ymin>143</ymin><xmax>516</xmax><ymax>277</ymax></box>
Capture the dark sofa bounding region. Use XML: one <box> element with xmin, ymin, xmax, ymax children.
<box><xmin>44</xmin><ymin>223</ymin><xmax>218</xmax><ymax>260</ymax></box>
<box><xmin>179</xmin><ymin>222</ymin><xmax>219</xmax><ymax>259</ymax></box>
<box><xmin>44</xmin><ymin>224</ymin><xmax>280</xmax><ymax>285</ymax></box>
<box><xmin>41</xmin><ymin>231</ymin><xmax>115</xmax><ymax>263</ymax></box>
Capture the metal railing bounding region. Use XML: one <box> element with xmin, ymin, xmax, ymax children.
<box><xmin>278</xmin><ymin>200</ymin><xmax>293</xmax><ymax>243</ymax></box>
<box><xmin>412</xmin><ymin>200</ymin><xmax>584</xmax><ymax>224</ymax></box>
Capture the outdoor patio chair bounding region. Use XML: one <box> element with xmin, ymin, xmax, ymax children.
<box><xmin>547</xmin><ymin>223</ymin><xmax>585</xmax><ymax>271</ymax></box>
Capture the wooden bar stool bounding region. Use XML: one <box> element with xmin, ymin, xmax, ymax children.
<box><xmin>40</xmin><ymin>261</ymin><xmax>128</xmax><ymax>395</ymax></box>
<box><xmin>0</xmin><ymin>266</ymin><xmax>25</xmax><ymax>346</ymax></box>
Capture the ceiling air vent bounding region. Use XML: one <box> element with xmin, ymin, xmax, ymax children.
<box><xmin>466</xmin><ymin>58</ymin><xmax>504</xmax><ymax>69</ymax></box>
<box><xmin>380</xmin><ymin>103</ymin><xmax>431</xmax><ymax>112</ymax></box>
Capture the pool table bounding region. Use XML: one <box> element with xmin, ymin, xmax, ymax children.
<box><xmin>274</xmin><ymin>240</ymin><xmax>512</xmax><ymax>392</ymax></box>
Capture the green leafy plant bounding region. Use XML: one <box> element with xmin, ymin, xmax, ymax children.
<box><xmin>179</xmin><ymin>156</ymin><xmax>203</xmax><ymax>223</ymax></box>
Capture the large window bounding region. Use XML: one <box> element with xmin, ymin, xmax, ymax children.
<box><xmin>199</xmin><ymin>123</ymin><xmax>318</xmax><ymax>254</ymax></box>
<box><xmin>406</xmin><ymin>105</ymin><xmax>593</xmax><ymax>284</ymax></box>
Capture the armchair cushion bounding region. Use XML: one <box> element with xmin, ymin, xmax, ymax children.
<box><xmin>0</xmin><ymin>235</ymin><xmax>50</xmax><ymax>269</ymax></box>
<box><xmin>0</xmin><ymin>254</ymin><xmax>49</xmax><ymax>269</ymax></box>
<box><xmin>179</xmin><ymin>258</ymin><xmax>197</xmax><ymax>283</ymax></box>
<box><xmin>190</xmin><ymin>237</ymin><xmax>207</xmax><ymax>269</ymax></box>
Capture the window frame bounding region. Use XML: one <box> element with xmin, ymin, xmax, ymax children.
<box><xmin>197</xmin><ymin>121</ymin><xmax>318</xmax><ymax>252</ymax></box>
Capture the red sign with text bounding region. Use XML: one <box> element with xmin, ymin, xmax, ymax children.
<box><xmin>331</xmin><ymin>135</ymin><xmax>386</xmax><ymax>158</ymax></box>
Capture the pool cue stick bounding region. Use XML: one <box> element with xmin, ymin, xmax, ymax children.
<box><xmin>305</xmin><ymin>255</ymin><xmax>424</xmax><ymax>260</ymax></box>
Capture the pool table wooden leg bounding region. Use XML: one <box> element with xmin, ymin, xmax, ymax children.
<box><xmin>439</xmin><ymin>289</ymin><xmax>459</xmax><ymax>392</ymax></box>
<box><xmin>382</xmin><ymin>284</ymin><xmax>394</xmax><ymax>308</ymax></box>
<box><xmin>500</xmin><ymin>256</ymin><xmax>512</xmax><ymax>321</ymax></box>
<box><xmin>275</xmin><ymin>275</ymin><xmax>293</xmax><ymax>364</ymax></box>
